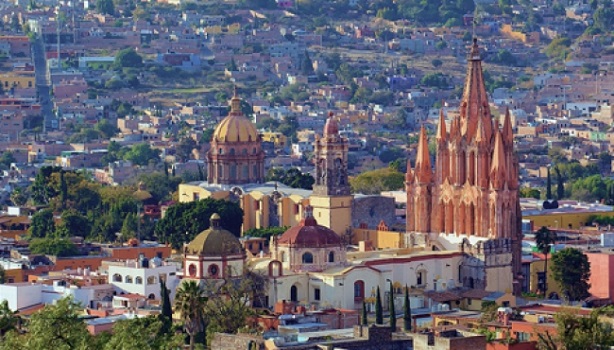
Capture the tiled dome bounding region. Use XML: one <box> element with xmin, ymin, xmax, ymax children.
<box><xmin>212</xmin><ymin>95</ymin><xmax>258</xmax><ymax>143</ymax></box>
<box><xmin>277</xmin><ymin>206</ymin><xmax>342</xmax><ymax>247</ymax></box>
<box><xmin>185</xmin><ymin>214</ymin><xmax>243</xmax><ymax>256</ymax></box>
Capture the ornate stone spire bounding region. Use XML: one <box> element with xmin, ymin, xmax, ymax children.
<box><xmin>460</xmin><ymin>38</ymin><xmax>491</xmax><ymax>140</ymax></box>
<box><xmin>415</xmin><ymin>126</ymin><xmax>432</xmax><ymax>183</ymax></box>
<box><xmin>475</xmin><ymin>116</ymin><xmax>487</xmax><ymax>144</ymax></box>
<box><xmin>502</xmin><ymin>108</ymin><xmax>513</xmax><ymax>146</ymax></box>
<box><xmin>436</xmin><ymin>109</ymin><xmax>447</xmax><ymax>143</ymax></box>
<box><xmin>490</xmin><ymin>130</ymin><xmax>507</xmax><ymax>189</ymax></box>
<box><xmin>405</xmin><ymin>159</ymin><xmax>414</xmax><ymax>182</ymax></box>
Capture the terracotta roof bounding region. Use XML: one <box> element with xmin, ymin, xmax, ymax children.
<box><xmin>461</xmin><ymin>289</ymin><xmax>492</xmax><ymax>299</ymax></box>
<box><xmin>277</xmin><ymin>207</ymin><xmax>342</xmax><ymax>247</ymax></box>
<box><xmin>424</xmin><ymin>290</ymin><xmax>462</xmax><ymax>303</ymax></box>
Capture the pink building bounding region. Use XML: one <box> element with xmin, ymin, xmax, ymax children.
<box><xmin>586</xmin><ymin>251</ymin><xmax>614</xmax><ymax>303</ymax></box>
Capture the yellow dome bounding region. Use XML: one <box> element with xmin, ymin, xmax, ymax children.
<box><xmin>185</xmin><ymin>214</ymin><xmax>243</xmax><ymax>256</ymax></box>
<box><xmin>212</xmin><ymin>93</ymin><xmax>258</xmax><ymax>143</ymax></box>
<box><xmin>213</xmin><ymin>114</ymin><xmax>259</xmax><ymax>143</ymax></box>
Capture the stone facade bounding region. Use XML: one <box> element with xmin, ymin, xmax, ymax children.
<box><xmin>352</xmin><ymin>196</ymin><xmax>396</xmax><ymax>230</ymax></box>
<box><xmin>405</xmin><ymin>39</ymin><xmax>522</xmax><ymax>294</ymax></box>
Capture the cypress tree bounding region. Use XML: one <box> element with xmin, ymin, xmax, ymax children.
<box><xmin>375</xmin><ymin>286</ymin><xmax>383</xmax><ymax>325</ymax></box>
<box><xmin>403</xmin><ymin>285</ymin><xmax>412</xmax><ymax>331</ymax></box>
<box><xmin>555</xmin><ymin>167</ymin><xmax>564</xmax><ymax>200</ymax></box>
<box><xmin>546</xmin><ymin>167</ymin><xmax>552</xmax><ymax>199</ymax></box>
<box><xmin>361</xmin><ymin>301</ymin><xmax>368</xmax><ymax>326</ymax></box>
<box><xmin>159</xmin><ymin>279</ymin><xmax>172</xmax><ymax>333</ymax></box>
<box><xmin>389</xmin><ymin>280</ymin><xmax>396</xmax><ymax>331</ymax></box>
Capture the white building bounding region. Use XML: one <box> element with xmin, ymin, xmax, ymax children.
<box><xmin>108</xmin><ymin>257</ymin><xmax>179</xmax><ymax>301</ymax></box>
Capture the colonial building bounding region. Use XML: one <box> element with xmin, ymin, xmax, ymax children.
<box><xmin>405</xmin><ymin>39</ymin><xmax>522</xmax><ymax>294</ymax></box>
<box><xmin>207</xmin><ymin>92</ymin><xmax>265</xmax><ymax>186</ymax></box>
<box><xmin>183</xmin><ymin>213</ymin><xmax>246</xmax><ymax>280</ymax></box>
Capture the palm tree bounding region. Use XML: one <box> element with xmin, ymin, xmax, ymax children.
<box><xmin>535</xmin><ymin>226</ymin><xmax>557</xmax><ymax>297</ymax></box>
<box><xmin>175</xmin><ymin>280</ymin><xmax>207</xmax><ymax>350</ymax></box>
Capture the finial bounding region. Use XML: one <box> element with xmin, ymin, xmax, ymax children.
<box><xmin>470</xmin><ymin>38</ymin><xmax>480</xmax><ymax>60</ymax></box>
<box><xmin>233</xmin><ymin>84</ymin><xmax>238</xmax><ymax>97</ymax></box>
<box><xmin>210</xmin><ymin>213</ymin><xmax>221</xmax><ymax>228</ymax></box>
<box><xmin>303</xmin><ymin>205</ymin><xmax>314</xmax><ymax>218</ymax></box>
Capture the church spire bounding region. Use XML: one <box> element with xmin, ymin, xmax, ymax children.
<box><xmin>436</xmin><ymin>109</ymin><xmax>447</xmax><ymax>143</ymax></box>
<box><xmin>475</xmin><ymin>116</ymin><xmax>487</xmax><ymax>144</ymax></box>
<box><xmin>415</xmin><ymin>126</ymin><xmax>432</xmax><ymax>183</ymax></box>
<box><xmin>460</xmin><ymin>38</ymin><xmax>491</xmax><ymax>140</ymax></box>
<box><xmin>490</xmin><ymin>130</ymin><xmax>507</xmax><ymax>189</ymax></box>
<box><xmin>502</xmin><ymin>108</ymin><xmax>513</xmax><ymax>146</ymax></box>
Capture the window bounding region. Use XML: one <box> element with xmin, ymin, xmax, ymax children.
<box><xmin>112</xmin><ymin>274</ymin><xmax>122</xmax><ymax>282</ymax></box>
<box><xmin>328</xmin><ymin>251</ymin><xmax>334</xmax><ymax>263</ymax></box>
<box><xmin>135</xmin><ymin>277</ymin><xmax>143</xmax><ymax>284</ymax></box>
<box><xmin>125</xmin><ymin>276</ymin><xmax>133</xmax><ymax>283</ymax></box>
<box><xmin>302</xmin><ymin>252</ymin><xmax>313</xmax><ymax>264</ymax></box>
<box><xmin>467</xmin><ymin>298</ymin><xmax>472</xmax><ymax>305</ymax></box>
<box><xmin>209</xmin><ymin>264</ymin><xmax>219</xmax><ymax>277</ymax></box>
<box><xmin>280</xmin><ymin>251</ymin><xmax>287</xmax><ymax>262</ymax></box>
<box><xmin>314</xmin><ymin>288</ymin><xmax>321</xmax><ymax>301</ymax></box>
<box><xmin>147</xmin><ymin>276</ymin><xmax>157</xmax><ymax>285</ymax></box>
<box><xmin>188</xmin><ymin>264</ymin><xmax>197</xmax><ymax>277</ymax></box>
<box><xmin>229</xmin><ymin>148</ymin><xmax>235</xmax><ymax>155</ymax></box>
<box><xmin>354</xmin><ymin>280</ymin><xmax>365</xmax><ymax>300</ymax></box>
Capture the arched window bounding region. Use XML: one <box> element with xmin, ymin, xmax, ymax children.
<box><xmin>125</xmin><ymin>275</ymin><xmax>133</xmax><ymax>283</ymax></box>
<box><xmin>135</xmin><ymin>277</ymin><xmax>143</xmax><ymax>284</ymax></box>
<box><xmin>242</xmin><ymin>165</ymin><xmax>249</xmax><ymax>179</ymax></box>
<box><xmin>188</xmin><ymin>264</ymin><xmax>197</xmax><ymax>277</ymax></box>
<box><xmin>354</xmin><ymin>280</ymin><xmax>365</xmax><ymax>300</ymax></box>
<box><xmin>242</xmin><ymin>149</ymin><xmax>248</xmax><ymax>155</ymax></box>
<box><xmin>416</xmin><ymin>269</ymin><xmax>427</xmax><ymax>287</ymax></box>
<box><xmin>252</xmin><ymin>147</ymin><xmax>257</xmax><ymax>154</ymax></box>
<box><xmin>302</xmin><ymin>252</ymin><xmax>313</xmax><ymax>264</ymax></box>
<box><xmin>219</xmin><ymin>148</ymin><xmax>223</xmax><ymax>155</ymax></box>
<box><xmin>148</xmin><ymin>293</ymin><xmax>156</xmax><ymax>300</ymax></box>
<box><xmin>229</xmin><ymin>148</ymin><xmax>235</xmax><ymax>155</ymax></box>
<box><xmin>112</xmin><ymin>274</ymin><xmax>122</xmax><ymax>282</ymax></box>
<box><xmin>290</xmin><ymin>285</ymin><xmax>298</xmax><ymax>302</ymax></box>
<box><xmin>328</xmin><ymin>251</ymin><xmax>335</xmax><ymax>263</ymax></box>
<box><xmin>147</xmin><ymin>276</ymin><xmax>157</xmax><ymax>285</ymax></box>
<box><xmin>230</xmin><ymin>165</ymin><xmax>237</xmax><ymax>180</ymax></box>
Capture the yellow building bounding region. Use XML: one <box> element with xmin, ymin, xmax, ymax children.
<box><xmin>524</xmin><ymin>209</ymin><xmax>614</xmax><ymax>230</ymax></box>
<box><xmin>260</xmin><ymin>131</ymin><xmax>288</xmax><ymax>148</ymax></box>
<box><xmin>0</xmin><ymin>71</ymin><xmax>35</xmax><ymax>89</ymax></box>
<box><xmin>178</xmin><ymin>182</ymin><xmax>310</xmax><ymax>233</ymax></box>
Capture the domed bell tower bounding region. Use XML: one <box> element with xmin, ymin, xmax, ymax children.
<box><xmin>311</xmin><ymin>112</ymin><xmax>353</xmax><ymax>237</ymax></box>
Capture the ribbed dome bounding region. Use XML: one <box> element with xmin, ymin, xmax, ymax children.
<box><xmin>277</xmin><ymin>206</ymin><xmax>342</xmax><ymax>247</ymax></box>
<box><xmin>185</xmin><ymin>214</ymin><xmax>243</xmax><ymax>256</ymax></box>
<box><xmin>212</xmin><ymin>94</ymin><xmax>258</xmax><ymax>143</ymax></box>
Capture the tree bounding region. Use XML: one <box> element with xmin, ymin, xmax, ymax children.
<box><xmin>155</xmin><ymin>198</ymin><xmax>243</xmax><ymax>249</ymax></box>
<box><xmin>535</xmin><ymin>226</ymin><xmax>557</xmax><ymax>297</ymax></box>
<box><xmin>556</xmin><ymin>167</ymin><xmax>565</xmax><ymax>200</ymax></box>
<box><xmin>202</xmin><ymin>272</ymin><xmax>263</xmax><ymax>346</ymax></box>
<box><xmin>56</xmin><ymin>210</ymin><xmax>92</xmax><ymax>238</ymax></box>
<box><xmin>29</xmin><ymin>237</ymin><xmax>78</xmax><ymax>257</ymax></box>
<box><xmin>551</xmin><ymin>248</ymin><xmax>591</xmax><ymax>302</ymax></box>
<box><xmin>159</xmin><ymin>279</ymin><xmax>172</xmax><ymax>334</ymax></box>
<box><xmin>175</xmin><ymin>280</ymin><xmax>208</xmax><ymax>350</ymax></box>
<box><xmin>362</xmin><ymin>301</ymin><xmax>368</xmax><ymax>326</ymax></box>
<box><xmin>520</xmin><ymin>187</ymin><xmax>541</xmax><ymax>199</ymax></box>
<box><xmin>103</xmin><ymin>316</ymin><xmax>182</xmax><ymax>350</ymax></box>
<box><xmin>95</xmin><ymin>119</ymin><xmax>118</xmax><ymax>139</ymax></box>
<box><xmin>301</xmin><ymin>50</ymin><xmax>314</xmax><ymax>76</ymax></box>
<box><xmin>0</xmin><ymin>152</ymin><xmax>15</xmax><ymax>170</ymax></box>
<box><xmin>538</xmin><ymin>307</ymin><xmax>614</xmax><ymax>350</ymax></box>
<box><xmin>350</xmin><ymin>168</ymin><xmax>405</xmax><ymax>194</ymax></box>
<box><xmin>114</xmin><ymin>48</ymin><xmax>143</xmax><ymax>69</ymax></box>
<box><xmin>0</xmin><ymin>265</ymin><xmax>4</xmax><ymax>284</ymax></box>
<box><xmin>29</xmin><ymin>209</ymin><xmax>55</xmax><ymax>238</ymax></box>
<box><xmin>403</xmin><ymin>285</ymin><xmax>412</xmax><ymax>331</ymax></box>
<box><xmin>20</xmin><ymin>297</ymin><xmax>92</xmax><ymax>349</ymax></box>
<box><xmin>0</xmin><ymin>300</ymin><xmax>17</xmax><ymax>337</ymax></box>
<box><xmin>123</xmin><ymin>143</ymin><xmax>160</xmax><ymax>166</ymax></box>
<box><xmin>97</xmin><ymin>0</ymin><xmax>115</xmax><ymax>15</ymax></box>
<box><xmin>375</xmin><ymin>286</ymin><xmax>383</xmax><ymax>325</ymax></box>
<box><xmin>388</xmin><ymin>280</ymin><xmax>396</xmax><ymax>331</ymax></box>
<box><xmin>546</xmin><ymin>167</ymin><xmax>552</xmax><ymax>199</ymax></box>
<box><xmin>136</xmin><ymin>172</ymin><xmax>182</xmax><ymax>203</ymax></box>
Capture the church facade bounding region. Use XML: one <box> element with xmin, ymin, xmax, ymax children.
<box><xmin>405</xmin><ymin>39</ymin><xmax>522</xmax><ymax>294</ymax></box>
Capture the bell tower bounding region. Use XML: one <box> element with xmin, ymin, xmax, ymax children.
<box><xmin>310</xmin><ymin>112</ymin><xmax>353</xmax><ymax>237</ymax></box>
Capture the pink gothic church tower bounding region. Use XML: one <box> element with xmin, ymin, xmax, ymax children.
<box><xmin>405</xmin><ymin>39</ymin><xmax>523</xmax><ymax>294</ymax></box>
